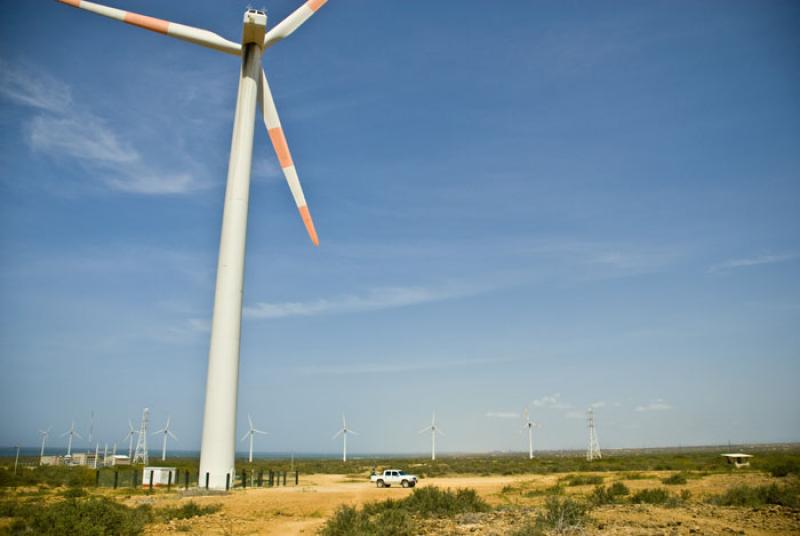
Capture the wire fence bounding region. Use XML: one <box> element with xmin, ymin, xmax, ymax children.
<box><xmin>94</xmin><ymin>467</ymin><xmax>300</xmax><ymax>491</ymax></box>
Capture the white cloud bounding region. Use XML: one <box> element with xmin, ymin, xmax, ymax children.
<box><xmin>532</xmin><ymin>393</ymin><xmax>572</xmax><ymax>409</ymax></box>
<box><xmin>486</xmin><ymin>411</ymin><xmax>520</xmax><ymax>419</ymax></box>
<box><xmin>635</xmin><ymin>399</ymin><xmax>672</xmax><ymax>412</ymax></box>
<box><xmin>708</xmin><ymin>254</ymin><xmax>797</xmax><ymax>273</ymax></box>
<box><xmin>1</xmin><ymin>61</ymin><xmax>208</xmax><ymax>195</ymax></box>
<box><xmin>245</xmin><ymin>283</ymin><xmax>482</xmax><ymax>319</ymax></box>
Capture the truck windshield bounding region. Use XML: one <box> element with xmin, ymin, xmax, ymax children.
<box><xmin>397</xmin><ymin>471</ymin><xmax>405</xmax><ymax>475</ymax></box>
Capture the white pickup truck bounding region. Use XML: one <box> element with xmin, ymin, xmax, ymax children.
<box><xmin>370</xmin><ymin>469</ymin><xmax>418</xmax><ymax>488</ymax></box>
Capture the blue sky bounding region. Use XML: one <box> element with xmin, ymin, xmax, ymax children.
<box><xmin>1</xmin><ymin>0</ymin><xmax>798</xmax><ymax>456</ymax></box>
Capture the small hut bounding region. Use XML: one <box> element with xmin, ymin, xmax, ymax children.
<box><xmin>721</xmin><ymin>453</ymin><xmax>753</xmax><ymax>468</ymax></box>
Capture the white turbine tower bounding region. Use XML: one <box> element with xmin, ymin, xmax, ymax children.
<box><xmin>58</xmin><ymin>0</ymin><xmax>332</xmax><ymax>490</ymax></box>
<box><xmin>154</xmin><ymin>416</ymin><xmax>177</xmax><ymax>461</ymax></box>
<box><xmin>122</xmin><ymin>419</ymin><xmax>136</xmax><ymax>459</ymax></box>
<box><xmin>61</xmin><ymin>421</ymin><xmax>82</xmax><ymax>457</ymax></box>
<box><xmin>522</xmin><ymin>408</ymin><xmax>540</xmax><ymax>460</ymax></box>
<box><xmin>332</xmin><ymin>415</ymin><xmax>358</xmax><ymax>463</ymax></box>
<box><xmin>418</xmin><ymin>412</ymin><xmax>445</xmax><ymax>461</ymax></box>
<box><xmin>39</xmin><ymin>427</ymin><xmax>51</xmax><ymax>460</ymax></box>
<box><xmin>241</xmin><ymin>414</ymin><xmax>267</xmax><ymax>463</ymax></box>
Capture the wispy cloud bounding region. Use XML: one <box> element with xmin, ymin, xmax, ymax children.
<box><xmin>486</xmin><ymin>411</ymin><xmax>520</xmax><ymax>419</ymax></box>
<box><xmin>708</xmin><ymin>254</ymin><xmax>797</xmax><ymax>273</ymax></box>
<box><xmin>245</xmin><ymin>283</ymin><xmax>485</xmax><ymax>319</ymax></box>
<box><xmin>532</xmin><ymin>393</ymin><xmax>572</xmax><ymax>410</ymax></box>
<box><xmin>295</xmin><ymin>356</ymin><xmax>512</xmax><ymax>376</ymax></box>
<box><xmin>1</xmin><ymin>61</ymin><xmax>208</xmax><ymax>194</ymax></box>
<box><xmin>635</xmin><ymin>399</ymin><xmax>672</xmax><ymax>412</ymax></box>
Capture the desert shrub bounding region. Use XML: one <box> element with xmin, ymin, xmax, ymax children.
<box><xmin>708</xmin><ymin>484</ymin><xmax>800</xmax><ymax>508</ymax></box>
<box><xmin>158</xmin><ymin>501</ymin><xmax>221</xmax><ymax>521</ymax></box>
<box><xmin>768</xmin><ymin>461</ymin><xmax>799</xmax><ymax>478</ymax></box>
<box><xmin>396</xmin><ymin>486</ymin><xmax>489</xmax><ymax>516</ymax></box>
<box><xmin>60</xmin><ymin>486</ymin><xmax>87</xmax><ymax>498</ymax></box>
<box><xmin>0</xmin><ymin>466</ymin><xmax>95</xmax><ymax>489</ymax></box>
<box><xmin>537</xmin><ymin>496</ymin><xmax>589</xmax><ymax>532</ymax></box>
<box><xmin>319</xmin><ymin>505</ymin><xmax>375</xmax><ymax>536</ymax></box>
<box><xmin>630</xmin><ymin>487</ymin><xmax>688</xmax><ymax>507</ymax></box>
<box><xmin>589</xmin><ymin>482</ymin><xmax>630</xmax><ymax>505</ymax></box>
<box><xmin>9</xmin><ymin>496</ymin><xmax>152</xmax><ymax>535</ymax></box>
<box><xmin>523</xmin><ymin>484</ymin><xmax>563</xmax><ymax>498</ymax></box>
<box><xmin>508</xmin><ymin>518</ymin><xmax>546</xmax><ymax>536</ymax></box>
<box><xmin>561</xmin><ymin>474</ymin><xmax>603</xmax><ymax>487</ymax></box>
<box><xmin>661</xmin><ymin>473</ymin><xmax>688</xmax><ymax>485</ymax></box>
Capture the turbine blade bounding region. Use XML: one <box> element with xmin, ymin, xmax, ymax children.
<box><xmin>263</xmin><ymin>0</ymin><xmax>328</xmax><ymax>50</ymax></box>
<box><xmin>168</xmin><ymin>431</ymin><xmax>177</xmax><ymax>441</ymax></box>
<box><xmin>418</xmin><ymin>426</ymin><xmax>431</xmax><ymax>434</ymax></box>
<box><xmin>248</xmin><ymin>415</ymin><xmax>254</xmax><ymax>430</ymax></box>
<box><xmin>56</xmin><ymin>0</ymin><xmax>241</xmax><ymax>55</ymax></box>
<box><xmin>349</xmin><ymin>429</ymin><xmax>359</xmax><ymax>436</ymax></box>
<box><xmin>254</xmin><ymin>429</ymin><xmax>268</xmax><ymax>435</ymax></box>
<box><xmin>258</xmin><ymin>68</ymin><xmax>319</xmax><ymax>246</ymax></box>
<box><xmin>332</xmin><ymin>429</ymin><xmax>343</xmax><ymax>440</ymax></box>
<box><xmin>61</xmin><ymin>430</ymin><xmax>70</xmax><ymax>437</ymax></box>
<box><xmin>74</xmin><ymin>431</ymin><xmax>83</xmax><ymax>440</ymax></box>
<box><xmin>241</xmin><ymin>432</ymin><xmax>250</xmax><ymax>442</ymax></box>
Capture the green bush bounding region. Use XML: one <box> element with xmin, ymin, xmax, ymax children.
<box><xmin>589</xmin><ymin>482</ymin><xmax>630</xmax><ymax>505</ymax></box>
<box><xmin>561</xmin><ymin>474</ymin><xmax>604</xmax><ymax>486</ymax></box>
<box><xmin>768</xmin><ymin>461</ymin><xmax>799</xmax><ymax>478</ymax></box>
<box><xmin>158</xmin><ymin>501</ymin><xmax>221</xmax><ymax>521</ymax></box>
<box><xmin>8</xmin><ymin>497</ymin><xmax>152</xmax><ymax>536</ymax></box>
<box><xmin>380</xmin><ymin>486</ymin><xmax>489</xmax><ymax>517</ymax></box>
<box><xmin>630</xmin><ymin>487</ymin><xmax>688</xmax><ymax>507</ymax></box>
<box><xmin>661</xmin><ymin>473</ymin><xmax>688</xmax><ymax>485</ymax></box>
<box><xmin>708</xmin><ymin>484</ymin><xmax>800</xmax><ymax>508</ymax></box>
<box><xmin>537</xmin><ymin>496</ymin><xmax>589</xmax><ymax>532</ymax></box>
<box><xmin>320</xmin><ymin>504</ymin><xmax>414</xmax><ymax>536</ymax></box>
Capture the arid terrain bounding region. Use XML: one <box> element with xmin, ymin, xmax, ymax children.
<box><xmin>121</xmin><ymin>471</ymin><xmax>800</xmax><ymax>535</ymax></box>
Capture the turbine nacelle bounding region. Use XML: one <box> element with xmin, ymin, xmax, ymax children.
<box><xmin>242</xmin><ymin>9</ymin><xmax>267</xmax><ymax>45</ymax></box>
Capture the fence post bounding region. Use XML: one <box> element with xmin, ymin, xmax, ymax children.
<box><xmin>185</xmin><ymin>471</ymin><xmax>189</xmax><ymax>490</ymax></box>
<box><xmin>243</xmin><ymin>469</ymin><xmax>247</xmax><ymax>488</ymax></box>
<box><xmin>149</xmin><ymin>470</ymin><xmax>154</xmax><ymax>492</ymax></box>
<box><xmin>268</xmin><ymin>470</ymin><xmax>273</xmax><ymax>487</ymax></box>
<box><xmin>283</xmin><ymin>471</ymin><xmax>287</xmax><ymax>486</ymax></box>
<box><xmin>258</xmin><ymin>470</ymin><xmax>263</xmax><ymax>487</ymax></box>
<box><xmin>205</xmin><ymin>472</ymin><xmax>209</xmax><ymax>490</ymax></box>
<box><xmin>95</xmin><ymin>470</ymin><xmax>100</xmax><ymax>487</ymax></box>
<box><xmin>167</xmin><ymin>471</ymin><xmax>172</xmax><ymax>491</ymax></box>
<box><xmin>133</xmin><ymin>470</ymin><xmax>138</xmax><ymax>488</ymax></box>
<box><xmin>295</xmin><ymin>470</ymin><xmax>298</xmax><ymax>486</ymax></box>
<box><xmin>225</xmin><ymin>473</ymin><xmax>230</xmax><ymax>491</ymax></box>
<box><xmin>113</xmin><ymin>470</ymin><xmax>118</xmax><ymax>489</ymax></box>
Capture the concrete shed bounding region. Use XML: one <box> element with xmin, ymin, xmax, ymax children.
<box><xmin>721</xmin><ymin>453</ymin><xmax>753</xmax><ymax>468</ymax></box>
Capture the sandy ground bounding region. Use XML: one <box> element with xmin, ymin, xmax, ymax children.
<box><xmin>127</xmin><ymin>471</ymin><xmax>800</xmax><ymax>535</ymax></box>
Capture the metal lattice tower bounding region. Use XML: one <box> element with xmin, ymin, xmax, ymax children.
<box><xmin>132</xmin><ymin>408</ymin><xmax>149</xmax><ymax>465</ymax></box>
<box><xmin>586</xmin><ymin>408</ymin><xmax>602</xmax><ymax>461</ymax></box>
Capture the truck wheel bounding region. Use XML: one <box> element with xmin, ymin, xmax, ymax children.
<box><xmin>409</xmin><ymin>482</ymin><xmax>416</xmax><ymax>488</ymax></box>
<box><xmin>401</xmin><ymin>480</ymin><xmax>409</xmax><ymax>488</ymax></box>
<box><xmin>376</xmin><ymin>480</ymin><xmax>385</xmax><ymax>488</ymax></box>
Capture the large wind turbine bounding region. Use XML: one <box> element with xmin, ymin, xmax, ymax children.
<box><xmin>61</xmin><ymin>421</ymin><xmax>82</xmax><ymax>457</ymax></box>
<box><xmin>332</xmin><ymin>415</ymin><xmax>358</xmax><ymax>462</ymax></box>
<box><xmin>122</xmin><ymin>419</ymin><xmax>136</xmax><ymax>459</ymax></box>
<box><xmin>39</xmin><ymin>427</ymin><xmax>51</xmax><ymax>460</ymax></box>
<box><xmin>57</xmin><ymin>0</ymin><xmax>331</xmax><ymax>489</ymax></box>
<box><xmin>418</xmin><ymin>412</ymin><xmax>445</xmax><ymax>461</ymax></box>
<box><xmin>522</xmin><ymin>408</ymin><xmax>540</xmax><ymax>460</ymax></box>
<box><xmin>241</xmin><ymin>414</ymin><xmax>267</xmax><ymax>463</ymax></box>
<box><xmin>153</xmin><ymin>416</ymin><xmax>177</xmax><ymax>461</ymax></box>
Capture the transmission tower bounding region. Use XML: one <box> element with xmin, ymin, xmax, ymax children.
<box><xmin>586</xmin><ymin>408</ymin><xmax>601</xmax><ymax>461</ymax></box>
<box><xmin>132</xmin><ymin>408</ymin><xmax>149</xmax><ymax>465</ymax></box>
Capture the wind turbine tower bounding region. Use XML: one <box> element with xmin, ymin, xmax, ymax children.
<box><xmin>523</xmin><ymin>408</ymin><xmax>540</xmax><ymax>460</ymax></box>
<box><xmin>39</xmin><ymin>427</ymin><xmax>51</xmax><ymax>460</ymax></box>
<box><xmin>586</xmin><ymin>408</ymin><xmax>602</xmax><ymax>461</ymax></box>
<box><xmin>61</xmin><ymin>421</ymin><xmax>82</xmax><ymax>457</ymax></box>
<box><xmin>58</xmin><ymin>0</ymin><xmax>334</xmax><ymax>490</ymax></box>
<box><xmin>241</xmin><ymin>414</ymin><xmax>267</xmax><ymax>463</ymax></box>
<box><xmin>122</xmin><ymin>419</ymin><xmax>136</xmax><ymax>459</ymax></box>
<box><xmin>418</xmin><ymin>412</ymin><xmax>445</xmax><ymax>461</ymax></box>
<box><xmin>154</xmin><ymin>416</ymin><xmax>177</xmax><ymax>461</ymax></box>
<box><xmin>332</xmin><ymin>415</ymin><xmax>358</xmax><ymax>462</ymax></box>
<box><xmin>132</xmin><ymin>408</ymin><xmax>149</xmax><ymax>465</ymax></box>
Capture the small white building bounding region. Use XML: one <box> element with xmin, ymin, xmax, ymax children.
<box><xmin>107</xmin><ymin>455</ymin><xmax>131</xmax><ymax>467</ymax></box>
<box><xmin>142</xmin><ymin>467</ymin><xmax>178</xmax><ymax>486</ymax></box>
<box><xmin>721</xmin><ymin>453</ymin><xmax>753</xmax><ymax>468</ymax></box>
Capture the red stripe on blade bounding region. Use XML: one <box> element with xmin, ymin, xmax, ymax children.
<box><xmin>268</xmin><ymin>128</ymin><xmax>293</xmax><ymax>168</ymax></box>
<box><xmin>124</xmin><ymin>12</ymin><xmax>169</xmax><ymax>34</ymax></box>
<box><xmin>308</xmin><ymin>0</ymin><xmax>327</xmax><ymax>12</ymax></box>
<box><xmin>298</xmin><ymin>205</ymin><xmax>319</xmax><ymax>246</ymax></box>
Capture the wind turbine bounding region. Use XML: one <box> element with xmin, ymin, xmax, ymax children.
<box><xmin>61</xmin><ymin>421</ymin><xmax>82</xmax><ymax>457</ymax></box>
<box><xmin>418</xmin><ymin>412</ymin><xmax>445</xmax><ymax>461</ymax></box>
<box><xmin>240</xmin><ymin>414</ymin><xmax>267</xmax><ymax>463</ymax></box>
<box><xmin>153</xmin><ymin>416</ymin><xmax>177</xmax><ymax>461</ymax></box>
<box><xmin>39</xmin><ymin>427</ymin><xmax>51</xmax><ymax>460</ymax></box>
<box><xmin>332</xmin><ymin>415</ymin><xmax>358</xmax><ymax>462</ymax></box>
<box><xmin>522</xmin><ymin>408</ymin><xmax>540</xmax><ymax>460</ymax></box>
<box><xmin>57</xmin><ymin>0</ymin><xmax>333</xmax><ymax>489</ymax></box>
<box><xmin>122</xmin><ymin>419</ymin><xmax>136</xmax><ymax>459</ymax></box>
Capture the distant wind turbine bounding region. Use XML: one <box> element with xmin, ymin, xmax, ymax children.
<box><xmin>61</xmin><ymin>421</ymin><xmax>82</xmax><ymax>457</ymax></box>
<box><xmin>332</xmin><ymin>415</ymin><xmax>358</xmax><ymax>462</ymax></box>
<box><xmin>522</xmin><ymin>408</ymin><xmax>540</xmax><ymax>459</ymax></box>
<box><xmin>240</xmin><ymin>414</ymin><xmax>267</xmax><ymax>463</ymax></box>
<box><xmin>418</xmin><ymin>412</ymin><xmax>445</xmax><ymax>461</ymax></box>
<box><xmin>39</xmin><ymin>427</ymin><xmax>51</xmax><ymax>460</ymax></box>
<box><xmin>122</xmin><ymin>419</ymin><xmax>136</xmax><ymax>459</ymax></box>
<box><xmin>153</xmin><ymin>416</ymin><xmax>177</xmax><ymax>461</ymax></box>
